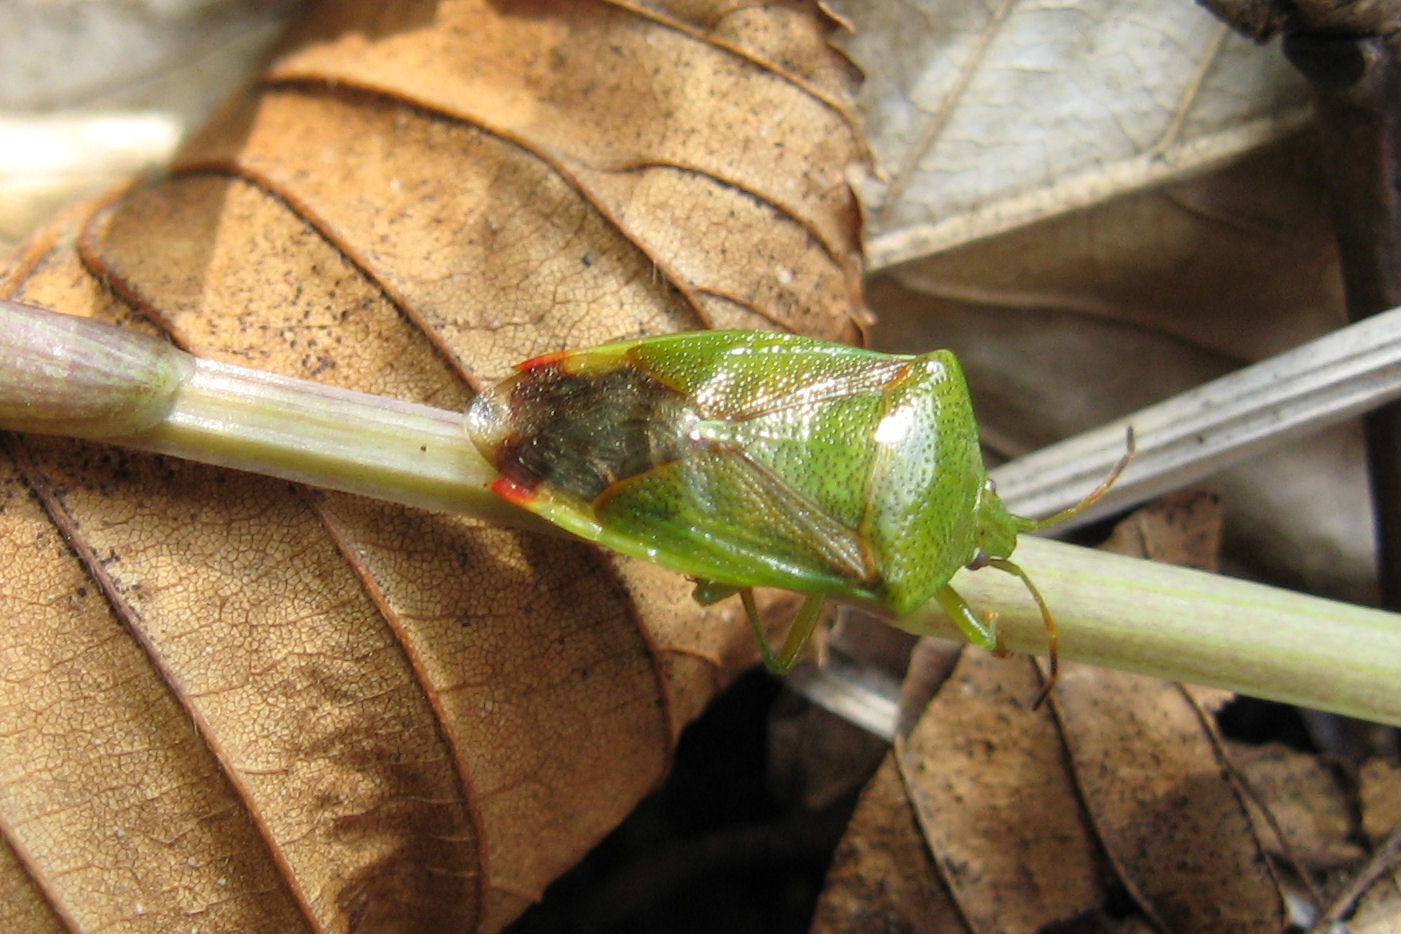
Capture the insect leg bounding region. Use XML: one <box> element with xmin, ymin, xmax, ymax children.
<box><xmin>739</xmin><ymin>589</ymin><xmax>826</xmax><ymax>675</ymax></box>
<box><xmin>985</xmin><ymin>557</ymin><xmax>1059</xmax><ymax>707</ymax></box>
<box><xmin>933</xmin><ymin>584</ymin><xmax>998</xmax><ymax>652</ymax></box>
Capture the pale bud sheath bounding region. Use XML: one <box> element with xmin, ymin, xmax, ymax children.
<box><xmin>0</xmin><ymin>298</ymin><xmax>191</xmax><ymax>438</ymax></box>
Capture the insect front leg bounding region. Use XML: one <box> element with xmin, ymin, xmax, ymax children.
<box><xmin>938</xmin><ymin>571</ymin><xmax>1060</xmax><ymax>707</ymax></box>
<box><xmin>986</xmin><ymin>557</ymin><xmax>1060</xmax><ymax>707</ymax></box>
<box><xmin>933</xmin><ymin>584</ymin><xmax>1002</xmax><ymax>654</ymax></box>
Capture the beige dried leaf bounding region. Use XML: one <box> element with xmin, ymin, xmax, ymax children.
<box><xmin>1054</xmin><ymin>671</ymin><xmax>1287</xmax><ymax>931</ymax></box>
<box><xmin>898</xmin><ymin>652</ymin><xmax>1103</xmax><ymax>932</ymax></box>
<box><xmin>0</xmin><ymin>2</ymin><xmax>866</xmax><ymax>931</ymax></box>
<box><xmin>1363</xmin><ymin>759</ymin><xmax>1401</xmax><ymax>843</ymax></box>
<box><xmin>810</xmin><ymin>746</ymin><xmax>979</xmax><ymax>933</ymax></box>
<box><xmin>1101</xmin><ymin>489</ymin><xmax>1224</xmax><ymax>570</ymax></box>
<box><xmin>818</xmin><ymin>649</ymin><xmax>1296</xmax><ymax>932</ymax></box>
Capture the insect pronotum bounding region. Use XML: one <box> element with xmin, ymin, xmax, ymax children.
<box><xmin>466</xmin><ymin>330</ymin><xmax>1131</xmax><ymax>699</ymax></box>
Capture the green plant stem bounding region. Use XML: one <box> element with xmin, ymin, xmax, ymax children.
<box><xmin>895</xmin><ymin>535</ymin><xmax>1401</xmax><ymax>726</ymax></box>
<box><xmin>0</xmin><ymin>298</ymin><xmax>531</xmax><ymax>528</ymax></box>
<box><xmin>3</xmin><ymin>299</ymin><xmax>1400</xmax><ymax>725</ymax></box>
<box><xmin>142</xmin><ymin>358</ymin><xmax>528</xmax><ymax>522</ymax></box>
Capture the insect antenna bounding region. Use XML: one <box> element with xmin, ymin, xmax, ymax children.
<box><xmin>1018</xmin><ymin>426</ymin><xmax>1136</xmax><ymax>533</ymax></box>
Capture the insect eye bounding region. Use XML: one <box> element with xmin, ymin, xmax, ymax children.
<box><xmin>968</xmin><ymin>547</ymin><xmax>990</xmax><ymax>570</ymax></box>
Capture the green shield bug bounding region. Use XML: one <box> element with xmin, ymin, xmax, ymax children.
<box><xmin>466</xmin><ymin>330</ymin><xmax>1130</xmax><ymax>697</ymax></box>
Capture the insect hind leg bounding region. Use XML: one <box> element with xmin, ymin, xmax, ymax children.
<box><xmin>738</xmin><ymin>589</ymin><xmax>826</xmax><ymax>675</ymax></box>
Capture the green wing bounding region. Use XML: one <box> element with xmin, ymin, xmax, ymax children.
<box><xmin>590</xmin><ymin>445</ymin><xmax>879</xmax><ymax>599</ymax></box>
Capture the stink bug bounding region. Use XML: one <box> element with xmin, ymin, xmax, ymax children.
<box><xmin>466</xmin><ymin>331</ymin><xmax>1129</xmax><ymax>696</ymax></box>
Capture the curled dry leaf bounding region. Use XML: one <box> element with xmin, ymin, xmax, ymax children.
<box><xmin>867</xmin><ymin>139</ymin><xmax>1376</xmax><ymax>606</ymax></box>
<box><xmin>0</xmin><ymin>1</ymin><xmax>865</xmax><ymax>931</ymax></box>
<box><xmin>834</xmin><ymin>0</ymin><xmax>1369</xmax><ymax>605</ymax></box>
<box><xmin>829</xmin><ymin>0</ymin><xmax>1311</xmax><ymax>267</ymax></box>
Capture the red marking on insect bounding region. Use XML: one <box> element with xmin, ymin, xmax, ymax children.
<box><xmin>491</xmin><ymin>475</ymin><xmax>540</xmax><ymax>506</ymax></box>
<box><xmin>514</xmin><ymin>350</ymin><xmax>571</xmax><ymax>373</ymax></box>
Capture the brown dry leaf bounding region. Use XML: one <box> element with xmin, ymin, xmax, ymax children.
<box><xmin>1219</xmin><ymin>748</ymin><xmax>1401</xmax><ymax>932</ymax></box>
<box><xmin>1101</xmin><ymin>489</ymin><xmax>1224</xmax><ymax>570</ymax></box>
<box><xmin>1239</xmin><ymin>743</ymin><xmax>1361</xmax><ymax>855</ymax></box>
<box><xmin>809</xmin><ymin>751</ymin><xmax>968</xmax><ymax>933</ymax></box>
<box><xmin>1363</xmin><ymin>759</ymin><xmax>1401</xmax><ymax>843</ymax></box>
<box><xmin>812</xmin><ymin>651</ymin><xmax>1091</xmax><ymax>934</ymax></box>
<box><xmin>1350</xmin><ymin>758</ymin><xmax>1401</xmax><ymax>932</ymax></box>
<box><xmin>1055</xmin><ymin>671</ymin><xmax>1287</xmax><ymax>931</ymax></box>
<box><xmin>818</xmin><ymin>659</ymin><xmax>1293</xmax><ymax>933</ymax></box>
<box><xmin>897</xmin><ymin>652</ymin><xmax>1103</xmax><ymax>932</ymax></box>
<box><xmin>0</xmin><ymin>2</ymin><xmax>865</xmax><ymax>932</ymax></box>
<box><xmin>814</xmin><ymin>492</ymin><xmax>1331</xmax><ymax>931</ymax></box>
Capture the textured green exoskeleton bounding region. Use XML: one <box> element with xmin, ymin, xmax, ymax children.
<box><xmin>466</xmin><ymin>331</ymin><xmax>1128</xmax><ymax>694</ymax></box>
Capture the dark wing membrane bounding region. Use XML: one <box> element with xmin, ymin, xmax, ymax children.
<box><xmin>592</xmin><ymin>445</ymin><xmax>877</xmax><ymax>596</ymax></box>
